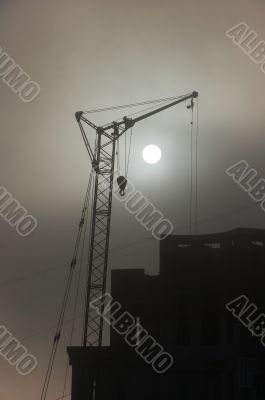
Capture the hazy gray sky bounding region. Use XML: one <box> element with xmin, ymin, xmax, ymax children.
<box><xmin>0</xmin><ymin>0</ymin><xmax>265</xmax><ymax>399</ymax></box>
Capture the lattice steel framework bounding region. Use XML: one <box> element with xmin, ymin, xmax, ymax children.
<box><xmin>76</xmin><ymin>113</ymin><xmax>120</xmax><ymax>347</ymax></box>
<box><xmin>75</xmin><ymin>91</ymin><xmax>198</xmax><ymax>348</ymax></box>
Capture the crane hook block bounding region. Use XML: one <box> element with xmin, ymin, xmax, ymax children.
<box><xmin>117</xmin><ymin>176</ymin><xmax>127</xmax><ymax>197</ymax></box>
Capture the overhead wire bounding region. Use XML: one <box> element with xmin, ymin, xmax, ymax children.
<box><xmin>40</xmin><ymin>169</ymin><xmax>94</xmax><ymax>400</ymax></box>
<box><xmin>0</xmin><ymin>91</ymin><xmax>256</xmax><ymax>302</ymax></box>
<box><xmin>20</xmin><ymin>313</ymin><xmax>83</xmax><ymax>343</ymax></box>
<box><xmin>0</xmin><ymin>236</ymin><xmax>157</xmax><ymax>292</ymax></box>
<box><xmin>16</xmin><ymin>202</ymin><xmax>262</xmax><ymax>348</ymax></box>
<box><xmin>33</xmin><ymin>89</ymin><xmax>262</xmax><ymax>400</ymax></box>
<box><xmin>61</xmin><ymin>181</ymin><xmax>91</xmax><ymax>400</ymax></box>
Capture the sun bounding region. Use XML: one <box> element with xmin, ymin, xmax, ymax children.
<box><xmin>142</xmin><ymin>144</ymin><xmax>162</xmax><ymax>164</ymax></box>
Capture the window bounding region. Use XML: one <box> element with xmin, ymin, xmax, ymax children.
<box><xmin>176</xmin><ymin>294</ymin><xmax>191</xmax><ymax>345</ymax></box>
<box><xmin>201</xmin><ymin>295</ymin><xmax>220</xmax><ymax>345</ymax></box>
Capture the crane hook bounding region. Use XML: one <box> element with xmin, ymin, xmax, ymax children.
<box><xmin>117</xmin><ymin>176</ymin><xmax>127</xmax><ymax>197</ymax></box>
<box><xmin>187</xmin><ymin>98</ymin><xmax>194</xmax><ymax>110</ymax></box>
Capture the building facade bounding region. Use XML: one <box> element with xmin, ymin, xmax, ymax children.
<box><xmin>68</xmin><ymin>228</ymin><xmax>265</xmax><ymax>399</ymax></box>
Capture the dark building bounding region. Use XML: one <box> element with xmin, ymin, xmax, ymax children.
<box><xmin>68</xmin><ymin>228</ymin><xmax>265</xmax><ymax>399</ymax></box>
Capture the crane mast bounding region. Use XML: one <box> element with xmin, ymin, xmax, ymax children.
<box><xmin>75</xmin><ymin>91</ymin><xmax>198</xmax><ymax>347</ymax></box>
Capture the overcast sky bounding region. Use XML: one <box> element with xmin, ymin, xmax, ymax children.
<box><xmin>0</xmin><ymin>0</ymin><xmax>265</xmax><ymax>399</ymax></box>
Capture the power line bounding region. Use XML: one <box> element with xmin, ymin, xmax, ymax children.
<box><xmin>40</xmin><ymin>172</ymin><xmax>93</xmax><ymax>400</ymax></box>
<box><xmin>0</xmin><ymin>202</ymin><xmax>262</xmax><ymax>291</ymax></box>
<box><xmin>61</xmin><ymin>202</ymin><xmax>89</xmax><ymax>400</ymax></box>
<box><xmin>16</xmin><ymin>202</ymin><xmax>263</xmax><ymax>345</ymax></box>
<box><xmin>20</xmin><ymin>314</ymin><xmax>83</xmax><ymax>343</ymax></box>
<box><xmin>0</xmin><ymin>238</ymin><xmax>153</xmax><ymax>290</ymax></box>
<box><xmin>0</xmin><ymin>263</ymin><xmax>67</xmax><ymax>289</ymax></box>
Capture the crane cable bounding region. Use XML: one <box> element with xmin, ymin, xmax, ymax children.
<box><xmin>60</xmin><ymin>196</ymin><xmax>90</xmax><ymax>400</ymax></box>
<box><xmin>41</xmin><ymin>93</ymin><xmax>198</xmax><ymax>399</ymax></box>
<box><xmin>189</xmin><ymin>102</ymin><xmax>194</xmax><ymax>234</ymax></box>
<box><xmin>188</xmin><ymin>97</ymin><xmax>199</xmax><ymax>234</ymax></box>
<box><xmin>116</xmin><ymin>137</ymin><xmax>120</xmax><ymax>175</ymax></box>
<box><xmin>40</xmin><ymin>169</ymin><xmax>94</xmax><ymax>400</ymax></box>
<box><xmin>194</xmin><ymin>97</ymin><xmax>199</xmax><ymax>234</ymax></box>
<box><xmin>82</xmin><ymin>94</ymin><xmax>190</xmax><ymax>115</ymax></box>
<box><xmin>116</xmin><ymin>127</ymin><xmax>132</xmax><ymax>179</ymax></box>
<box><xmin>86</xmin><ymin>94</ymin><xmax>190</xmax><ymax>182</ymax></box>
<box><xmin>102</xmin><ymin>95</ymin><xmax>189</xmax><ymax>128</ymax></box>
<box><xmin>125</xmin><ymin>128</ymin><xmax>133</xmax><ymax>179</ymax></box>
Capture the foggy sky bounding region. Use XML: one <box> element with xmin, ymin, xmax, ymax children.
<box><xmin>0</xmin><ymin>0</ymin><xmax>265</xmax><ymax>399</ymax></box>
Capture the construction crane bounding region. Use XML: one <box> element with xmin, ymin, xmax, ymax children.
<box><xmin>75</xmin><ymin>91</ymin><xmax>198</xmax><ymax>348</ymax></box>
<box><xmin>40</xmin><ymin>91</ymin><xmax>198</xmax><ymax>400</ymax></box>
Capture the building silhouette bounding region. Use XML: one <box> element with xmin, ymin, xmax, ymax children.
<box><xmin>68</xmin><ymin>228</ymin><xmax>265</xmax><ymax>399</ymax></box>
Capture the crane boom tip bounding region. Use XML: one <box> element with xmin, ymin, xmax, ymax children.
<box><xmin>75</xmin><ymin>111</ymin><xmax>83</xmax><ymax>123</ymax></box>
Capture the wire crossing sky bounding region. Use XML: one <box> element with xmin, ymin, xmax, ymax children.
<box><xmin>0</xmin><ymin>0</ymin><xmax>264</xmax><ymax>399</ymax></box>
